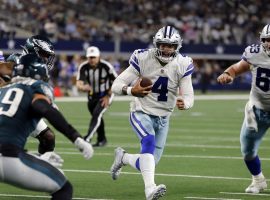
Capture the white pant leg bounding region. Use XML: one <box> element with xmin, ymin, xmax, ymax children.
<box><xmin>0</xmin><ymin>153</ymin><xmax>66</xmax><ymax>193</ymax></box>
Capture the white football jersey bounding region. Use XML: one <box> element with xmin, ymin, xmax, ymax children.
<box><xmin>112</xmin><ymin>48</ymin><xmax>194</xmax><ymax>116</ymax></box>
<box><xmin>242</xmin><ymin>44</ymin><xmax>270</xmax><ymax>110</ymax></box>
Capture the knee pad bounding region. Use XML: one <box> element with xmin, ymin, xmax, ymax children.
<box><xmin>52</xmin><ymin>181</ymin><xmax>73</xmax><ymax>200</ymax></box>
<box><xmin>141</xmin><ymin>134</ymin><xmax>155</xmax><ymax>154</ymax></box>
<box><xmin>37</xmin><ymin>128</ymin><xmax>55</xmax><ymax>154</ymax></box>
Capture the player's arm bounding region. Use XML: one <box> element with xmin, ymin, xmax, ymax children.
<box><xmin>112</xmin><ymin>66</ymin><xmax>151</xmax><ymax>97</ymax></box>
<box><xmin>0</xmin><ymin>62</ymin><xmax>14</xmax><ymax>86</ymax></box>
<box><xmin>177</xmin><ymin>75</ymin><xmax>194</xmax><ymax>110</ymax></box>
<box><xmin>31</xmin><ymin>94</ymin><xmax>93</xmax><ymax>159</ymax></box>
<box><xmin>217</xmin><ymin>59</ymin><xmax>250</xmax><ymax>84</ymax></box>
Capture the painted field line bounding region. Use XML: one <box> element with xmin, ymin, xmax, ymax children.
<box><xmin>0</xmin><ymin>193</ymin><xmax>114</xmax><ymax>200</ymax></box>
<box><xmin>220</xmin><ymin>191</ymin><xmax>270</xmax><ymax>196</ymax></box>
<box><xmin>63</xmin><ymin>169</ymin><xmax>251</xmax><ymax>181</ymax></box>
<box><xmin>54</xmin><ymin>95</ymin><xmax>249</xmax><ymax>102</ymax></box>
<box><xmin>184</xmin><ymin>197</ymin><xmax>241</xmax><ymax>200</ymax></box>
<box><xmin>28</xmin><ymin>150</ymin><xmax>270</xmax><ymax>162</ymax></box>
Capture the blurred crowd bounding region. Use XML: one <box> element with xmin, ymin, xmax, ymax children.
<box><xmin>0</xmin><ymin>0</ymin><xmax>259</xmax><ymax>95</ymax></box>
<box><xmin>0</xmin><ymin>0</ymin><xmax>269</xmax><ymax>45</ymax></box>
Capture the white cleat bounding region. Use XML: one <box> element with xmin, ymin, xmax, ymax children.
<box><xmin>110</xmin><ymin>147</ymin><xmax>125</xmax><ymax>180</ymax></box>
<box><xmin>245</xmin><ymin>178</ymin><xmax>267</xmax><ymax>193</ymax></box>
<box><xmin>145</xmin><ymin>184</ymin><xmax>166</xmax><ymax>200</ymax></box>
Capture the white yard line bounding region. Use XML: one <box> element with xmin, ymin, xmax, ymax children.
<box><xmin>184</xmin><ymin>197</ymin><xmax>241</xmax><ymax>200</ymax></box>
<box><xmin>28</xmin><ymin>150</ymin><xmax>270</xmax><ymax>161</ymax></box>
<box><xmin>55</xmin><ymin>95</ymin><xmax>249</xmax><ymax>102</ymax></box>
<box><xmin>220</xmin><ymin>192</ymin><xmax>270</xmax><ymax>197</ymax></box>
<box><xmin>63</xmin><ymin>169</ymin><xmax>251</xmax><ymax>181</ymax></box>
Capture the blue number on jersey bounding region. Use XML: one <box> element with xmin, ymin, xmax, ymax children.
<box><xmin>256</xmin><ymin>67</ymin><xmax>270</xmax><ymax>92</ymax></box>
<box><xmin>152</xmin><ymin>77</ymin><xmax>168</xmax><ymax>101</ymax></box>
<box><xmin>250</xmin><ymin>44</ymin><xmax>260</xmax><ymax>53</ymax></box>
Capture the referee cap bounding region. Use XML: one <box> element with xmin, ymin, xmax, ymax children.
<box><xmin>86</xmin><ymin>46</ymin><xmax>100</xmax><ymax>57</ymax></box>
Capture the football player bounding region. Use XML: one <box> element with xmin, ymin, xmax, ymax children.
<box><xmin>0</xmin><ymin>53</ymin><xmax>93</xmax><ymax>199</ymax></box>
<box><xmin>0</xmin><ymin>35</ymin><xmax>56</xmax><ymax>158</ymax></box>
<box><xmin>217</xmin><ymin>24</ymin><xmax>270</xmax><ymax>194</ymax></box>
<box><xmin>110</xmin><ymin>26</ymin><xmax>194</xmax><ymax>200</ymax></box>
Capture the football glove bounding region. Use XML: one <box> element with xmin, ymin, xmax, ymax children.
<box><xmin>74</xmin><ymin>137</ymin><xmax>94</xmax><ymax>159</ymax></box>
<box><xmin>39</xmin><ymin>151</ymin><xmax>64</xmax><ymax>168</ymax></box>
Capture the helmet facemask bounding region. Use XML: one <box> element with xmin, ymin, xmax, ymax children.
<box><xmin>260</xmin><ymin>24</ymin><xmax>270</xmax><ymax>56</ymax></box>
<box><xmin>23</xmin><ymin>35</ymin><xmax>55</xmax><ymax>71</ymax></box>
<box><xmin>153</xmin><ymin>26</ymin><xmax>183</xmax><ymax>63</ymax></box>
<box><xmin>32</xmin><ymin>38</ymin><xmax>55</xmax><ymax>70</ymax></box>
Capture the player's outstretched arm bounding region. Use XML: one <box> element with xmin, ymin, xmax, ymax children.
<box><xmin>31</xmin><ymin>95</ymin><xmax>94</xmax><ymax>159</ymax></box>
<box><xmin>217</xmin><ymin>60</ymin><xmax>250</xmax><ymax>84</ymax></box>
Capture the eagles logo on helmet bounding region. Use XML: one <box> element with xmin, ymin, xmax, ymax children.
<box><xmin>22</xmin><ymin>35</ymin><xmax>55</xmax><ymax>70</ymax></box>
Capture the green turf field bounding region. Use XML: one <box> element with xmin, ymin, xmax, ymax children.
<box><xmin>1</xmin><ymin>96</ymin><xmax>270</xmax><ymax>200</ymax></box>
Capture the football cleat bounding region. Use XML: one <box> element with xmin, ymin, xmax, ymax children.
<box><xmin>245</xmin><ymin>177</ymin><xmax>267</xmax><ymax>193</ymax></box>
<box><xmin>145</xmin><ymin>184</ymin><xmax>167</xmax><ymax>200</ymax></box>
<box><xmin>110</xmin><ymin>147</ymin><xmax>125</xmax><ymax>180</ymax></box>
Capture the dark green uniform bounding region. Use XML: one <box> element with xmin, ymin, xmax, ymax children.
<box><xmin>0</xmin><ymin>78</ymin><xmax>53</xmax><ymax>149</ymax></box>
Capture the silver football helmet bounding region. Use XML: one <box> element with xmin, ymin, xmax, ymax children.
<box><xmin>260</xmin><ymin>24</ymin><xmax>270</xmax><ymax>56</ymax></box>
<box><xmin>153</xmin><ymin>26</ymin><xmax>183</xmax><ymax>63</ymax></box>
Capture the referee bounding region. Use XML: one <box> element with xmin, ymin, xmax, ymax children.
<box><xmin>76</xmin><ymin>46</ymin><xmax>118</xmax><ymax>147</ymax></box>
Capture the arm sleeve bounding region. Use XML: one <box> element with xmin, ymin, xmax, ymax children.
<box><xmin>111</xmin><ymin>65</ymin><xmax>139</xmax><ymax>95</ymax></box>
<box><xmin>179</xmin><ymin>75</ymin><xmax>194</xmax><ymax>109</ymax></box>
<box><xmin>31</xmin><ymin>99</ymin><xmax>81</xmax><ymax>142</ymax></box>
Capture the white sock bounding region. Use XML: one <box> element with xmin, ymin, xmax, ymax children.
<box><xmin>253</xmin><ymin>172</ymin><xmax>265</xmax><ymax>181</ymax></box>
<box><xmin>122</xmin><ymin>153</ymin><xmax>140</xmax><ymax>170</ymax></box>
<box><xmin>140</xmin><ymin>153</ymin><xmax>156</xmax><ymax>188</ymax></box>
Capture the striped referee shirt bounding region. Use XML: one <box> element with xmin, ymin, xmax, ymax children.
<box><xmin>77</xmin><ymin>59</ymin><xmax>118</xmax><ymax>98</ymax></box>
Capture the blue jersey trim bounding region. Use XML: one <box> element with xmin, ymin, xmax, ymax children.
<box><xmin>183</xmin><ymin>64</ymin><xmax>194</xmax><ymax>77</ymax></box>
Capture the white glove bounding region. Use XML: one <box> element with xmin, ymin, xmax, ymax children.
<box><xmin>74</xmin><ymin>137</ymin><xmax>94</xmax><ymax>159</ymax></box>
<box><xmin>40</xmin><ymin>151</ymin><xmax>64</xmax><ymax>168</ymax></box>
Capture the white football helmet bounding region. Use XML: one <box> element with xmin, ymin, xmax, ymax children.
<box><xmin>153</xmin><ymin>26</ymin><xmax>183</xmax><ymax>63</ymax></box>
<box><xmin>260</xmin><ymin>24</ymin><xmax>270</xmax><ymax>56</ymax></box>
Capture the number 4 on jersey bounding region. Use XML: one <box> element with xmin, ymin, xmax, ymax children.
<box><xmin>152</xmin><ymin>77</ymin><xmax>168</xmax><ymax>101</ymax></box>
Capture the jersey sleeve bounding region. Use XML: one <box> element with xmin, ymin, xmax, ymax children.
<box><xmin>129</xmin><ymin>49</ymin><xmax>145</xmax><ymax>74</ymax></box>
<box><xmin>32</xmin><ymin>81</ymin><xmax>54</xmax><ymax>102</ymax></box>
<box><xmin>182</xmin><ymin>57</ymin><xmax>194</xmax><ymax>77</ymax></box>
<box><xmin>76</xmin><ymin>61</ymin><xmax>88</xmax><ymax>81</ymax></box>
<box><xmin>241</xmin><ymin>44</ymin><xmax>260</xmax><ymax>64</ymax></box>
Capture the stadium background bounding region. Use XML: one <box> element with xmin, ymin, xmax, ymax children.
<box><xmin>0</xmin><ymin>0</ymin><xmax>265</xmax><ymax>95</ymax></box>
<box><xmin>1</xmin><ymin>1</ymin><xmax>270</xmax><ymax>200</ymax></box>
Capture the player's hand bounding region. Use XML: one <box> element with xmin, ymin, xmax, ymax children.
<box><xmin>74</xmin><ymin>137</ymin><xmax>94</xmax><ymax>160</ymax></box>
<box><xmin>100</xmin><ymin>95</ymin><xmax>110</xmax><ymax>108</ymax></box>
<box><xmin>81</xmin><ymin>84</ymin><xmax>92</xmax><ymax>93</ymax></box>
<box><xmin>217</xmin><ymin>73</ymin><xmax>234</xmax><ymax>84</ymax></box>
<box><xmin>131</xmin><ymin>78</ymin><xmax>152</xmax><ymax>98</ymax></box>
<box><xmin>176</xmin><ymin>98</ymin><xmax>185</xmax><ymax>110</ymax></box>
<box><xmin>39</xmin><ymin>151</ymin><xmax>64</xmax><ymax>168</ymax></box>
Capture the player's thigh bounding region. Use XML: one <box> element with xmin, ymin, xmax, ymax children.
<box><xmin>129</xmin><ymin>111</ymin><xmax>155</xmax><ymax>140</ymax></box>
<box><xmin>240</xmin><ymin>119</ymin><xmax>268</xmax><ymax>157</ymax></box>
<box><xmin>0</xmin><ymin>153</ymin><xmax>66</xmax><ymax>193</ymax></box>
<box><xmin>30</xmin><ymin>119</ymin><xmax>48</xmax><ymax>138</ymax></box>
<box><xmin>154</xmin><ymin>117</ymin><xmax>169</xmax><ymax>163</ymax></box>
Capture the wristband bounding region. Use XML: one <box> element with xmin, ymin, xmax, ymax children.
<box><xmin>127</xmin><ymin>87</ymin><xmax>133</xmax><ymax>95</ymax></box>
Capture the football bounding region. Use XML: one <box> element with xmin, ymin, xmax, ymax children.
<box><xmin>140</xmin><ymin>77</ymin><xmax>152</xmax><ymax>88</ymax></box>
